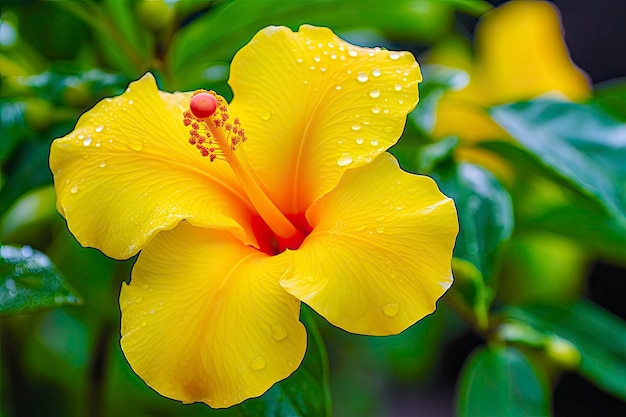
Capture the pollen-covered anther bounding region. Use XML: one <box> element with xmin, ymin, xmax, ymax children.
<box><xmin>183</xmin><ymin>89</ymin><xmax>247</xmax><ymax>160</ymax></box>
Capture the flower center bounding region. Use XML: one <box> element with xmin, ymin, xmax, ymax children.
<box><xmin>184</xmin><ymin>90</ymin><xmax>304</xmax><ymax>243</ymax></box>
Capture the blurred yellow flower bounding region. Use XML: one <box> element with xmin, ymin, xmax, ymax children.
<box><xmin>50</xmin><ymin>26</ymin><xmax>458</xmax><ymax>407</ymax></box>
<box><xmin>429</xmin><ymin>1</ymin><xmax>591</xmax><ymax>170</ymax></box>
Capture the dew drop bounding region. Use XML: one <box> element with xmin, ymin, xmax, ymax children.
<box><xmin>330</xmin><ymin>53</ymin><xmax>337</xmax><ymax>60</ymax></box>
<box><xmin>394</xmin><ymin>84</ymin><xmax>402</xmax><ymax>91</ymax></box>
<box><xmin>309</xmin><ymin>65</ymin><xmax>316</xmax><ymax>71</ymax></box>
<box><xmin>372</xmin><ymin>68</ymin><xmax>381</xmax><ymax>77</ymax></box>
<box><xmin>296</xmin><ymin>57</ymin><xmax>303</xmax><ymax>63</ymax></box>
<box><xmin>5</xmin><ymin>279</ymin><xmax>17</xmax><ymax>297</ymax></box>
<box><xmin>351</xmin><ymin>123</ymin><xmax>361</xmax><ymax>131</ymax></box>
<box><xmin>356</xmin><ymin>137</ymin><xmax>364</xmax><ymax>145</ymax></box>
<box><xmin>369</xmin><ymin>89</ymin><xmax>380</xmax><ymax>98</ymax></box>
<box><xmin>357</xmin><ymin>72</ymin><xmax>368</xmax><ymax>83</ymax></box>
<box><xmin>82</xmin><ymin>153</ymin><xmax>89</xmax><ymax>160</ymax></box>
<box><xmin>376</xmin><ymin>226</ymin><xmax>385</xmax><ymax>233</ymax></box>
<box><xmin>134</xmin><ymin>297</ymin><xmax>143</xmax><ymax>304</ymax></box>
<box><xmin>348</xmin><ymin>50</ymin><xmax>358</xmax><ymax>57</ymax></box>
<box><xmin>389</xmin><ymin>52</ymin><xmax>401</xmax><ymax>60</ymax></box>
<box><xmin>320</xmin><ymin>67</ymin><xmax>327</xmax><ymax>72</ymax></box>
<box><xmin>261</xmin><ymin>111</ymin><xmax>271</xmax><ymax>121</ymax></box>
<box><xmin>128</xmin><ymin>99</ymin><xmax>134</xmax><ymax>105</ymax></box>
<box><xmin>250</xmin><ymin>355</ymin><xmax>266</xmax><ymax>370</ymax></box>
<box><xmin>336</xmin><ymin>153</ymin><xmax>354</xmax><ymax>167</ymax></box>
<box><xmin>99</xmin><ymin>161</ymin><xmax>107</xmax><ymax>168</ymax></box>
<box><xmin>371</xmin><ymin>107</ymin><xmax>380</xmax><ymax>114</ymax></box>
<box><xmin>70</xmin><ymin>185</ymin><xmax>79</xmax><ymax>194</ymax></box>
<box><xmin>336</xmin><ymin>85</ymin><xmax>342</xmax><ymax>91</ymax></box>
<box><xmin>383</xmin><ymin>126</ymin><xmax>394</xmax><ymax>133</ymax></box>
<box><xmin>383</xmin><ymin>302</ymin><xmax>399</xmax><ymax>316</ymax></box>
<box><xmin>95</xmin><ymin>125</ymin><xmax>104</xmax><ymax>133</ymax></box>
<box><xmin>82</xmin><ymin>136</ymin><xmax>93</xmax><ymax>146</ymax></box>
<box><xmin>314</xmin><ymin>56</ymin><xmax>321</xmax><ymax>62</ymax></box>
<box><xmin>142</xmin><ymin>284</ymin><xmax>150</xmax><ymax>290</ymax></box>
<box><xmin>128</xmin><ymin>141</ymin><xmax>143</xmax><ymax>151</ymax></box>
<box><xmin>370</xmin><ymin>139</ymin><xmax>379</xmax><ymax>146</ymax></box>
<box><xmin>305</xmin><ymin>275</ymin><xmax>315</xmax><ymax>283</ymax></box>
<box><xmin>271</xmin><ymin>324</ymin><xmax>288</xmax><ymax>341</ymax></box>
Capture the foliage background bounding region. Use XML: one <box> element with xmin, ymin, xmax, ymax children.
<box><xmin>1</xmin><ymin>1</ymin><xmax>625</xmax><ymax>416</ymax></box>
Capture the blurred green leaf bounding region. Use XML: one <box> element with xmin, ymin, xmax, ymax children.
<box><xmin>432</xmin><ymin>162</ymin><xmax>514</xmax><ymax>286</ymax></box>
<box><xmin>594</xmin><ymin>78</ymin><xmax>626</xmax><ymax>122</ymax></box>
<box><xmin>488</xmin><ymin>100</ymin><xmax>626</xmax><ymax>220</ymax></box>
<box><xmin>168</xmin><ymin>0</ymin><xmax>487</xmax><ymax>89</ymax></box>
<box><xmin>0</xmin><ymin>245</ymin><xmax>81</xmax><ymax>314</ymax></box>
<box><xmin>431</xmin><ymin>162</ymin><xmax>512</xmax><ymax>330</ymax></box>
<box><xmin>456</xmin><ymin>345</ymin><xmax>550</xmax><ymax>417</ymax></box>
<box><xmin>240</xmin><ymin>307</ymin><xmax>331</xmax><ymax>417</ymax></box>
<box><xmin>412</xmin><ymin>65</ymin><xmax>469</xmax><ymax>135</ymax></box>
<box><xmin>504</xmin><ymin>300</ymin><xmax>626</xmax><ymax>402</ymax></box>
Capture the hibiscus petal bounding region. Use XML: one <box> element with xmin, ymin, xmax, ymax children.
<box><xmin>120</xmin><ymin>221</ymin><xmax>306</xmax><ymax>408</ymax></box>
<box><xmin>50</xmin><ymin>73</ymin><xmax>256</xmax><ymax>259</ymax></box>
<box><xmin>477</xmin><ymin>1</ymin><xmax>590</xmax><ymax>102</ymax></box>
<box><xmin>229</xmin><ymin>25</ymin><xmax>422</xmax><ymax>214</ymax></box>
<box><xmin>280</xmin><ymin>153</ymin><xmax>458</xmax><ymax>335</ymax></box>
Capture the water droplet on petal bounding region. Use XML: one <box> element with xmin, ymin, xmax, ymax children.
<box><xmin>128</xmin><ymin>141</ymin><xmax>143</xmax><ymax>151</ymax></box>
<box><xmin>305</xmin><ymin>275</ymin><xmax>315</xmax><ymax>283</ymax></box>
<box><xmin>250</xmin><ymin>355</ymin><xmax>266</xmax><ymax>370</ymax></box>
<box><xmin>372</xmin><ymin>107</ymin><xmax>380</xmax><ymax>114</ymax></box>
<box><xmin>135</xmin><ymin>297</ymin><xmax>143</xmax><ymax>304</ymax></box>
<box><xmin>383</xmin><ymin>126</ymin><xmax>394</xmax><ymax>133</ymax></box>
<box><xmin>383</xmin><ymin>302</ymin><xmax>399</xmax><ymax>316</ymax></box>
<box><xmin>356</xmin><ymin>137</ymin><xmax>364</xmax><ymax>145</ymax></box>
<box><xmin>370</xmin><ymin>89</ymin><xmax>380</xmax><ymax>98</ymax></box>
<box><xmin>82</xmin><ymin>136</ymin><xmax>92</xmax><ymax>146</ymax></box>
<box><xmin>70</xmin><ymin>185</ymin><xmax>79</xmax><ymax>194</ymax></box>
<box><xmin>357</xmin><ymin>72</ymin><xmax>368</xmax><ymax>83</ymax></box>
<box><xmin>372</xmin><ymin>68</ymin><xmax>381</xmax><ymax>77</ymax></box>
<box><xmin>352</xmin><ymin>123</ymin><xmax>361</xmax><ymax>131</ymax></box>
<box><xmin>99</xmin><ymin>161</ymin><xmax>107</xmax><ymax>168</ymax></box>
<box><xmin>348</xmin><ymin>50</ymin><xmax>358</xmax><ymax>57</ymax></box>
<box><xmin>261</xmin><ymin>111</ymin><xmax>271</xmax><ymax>121</ymax></box>
<box><xmin>336</xmin><ymin>85</ymin><xmax>342</xmax><ymax>91</ymax></box>
<box><xmin>95</xmin><ymin>125</ymin><xmax>104</xmax><ymax>133</ymax></box>
<box><xmin>336</xmin><ymin>153</ymin><xmax>354</xmax><ymax>167</ymax></box>
<box><xmin>389</xmin><ymin>52</ymin><xmax>401</xmax><ymax>60</ymax></box>
<box><xmin>314</xmin><ymin>56</ymin><xmax>321</xmax><ymax>62</ymax></box>
<box><xmin>370</xmin><ymin>139</ymin><xmax>379</xmax><ymax>146</ymax></box>
<box><xmin>271</xmin><ymin>324</ymin><xmax>288</xmax><ymax>341</ymax></box>
<box><xmin>394</xmin><ymin>84</ymin><xmax>402</xmax><ymax>91</ymax></box>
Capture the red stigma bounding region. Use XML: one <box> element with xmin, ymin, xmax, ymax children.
<box><xmin>190</xmin><ymin>93</ymin><xmax>218</xmax><ymax>119</ymax></box>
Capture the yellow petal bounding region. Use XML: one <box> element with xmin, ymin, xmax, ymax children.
<box><xmin>120</xmin><ymin>221</ymin><xmax>306</xmax><ymax>408</ymax></box>
<box><xmin>280</xmin><ymin>153</ymin><xmax>458</xmax><ymax>335</ymax></box>
<box><xmin>432</xmin><ymin>97</ymin><xmax>507</xmax><ymax>143</ymax></box>
<box><xmin>229</xmin><ymin>25</ymin><xmax>422</xmax><ymax>214</ymax></box>
<box><xmin>50</xmin><ymin>73</ymin><xmax>257</xmax><ymax>259</ymax></box>
<box><xmin>477</xmin><ymin>1</ymin><xmax>590</xmax><ymax>102</ymax></box>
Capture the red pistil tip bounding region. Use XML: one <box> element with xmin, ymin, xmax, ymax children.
<box><xmin>190</xmin><ymin>92</ymin><xmax>218</xmax><ymax>119</ymax></box>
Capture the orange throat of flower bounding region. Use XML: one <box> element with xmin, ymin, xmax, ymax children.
<box><xmin>183</xmin><ymin>90</ymin><xmax>306</xmax><ymax>250</ymax></box>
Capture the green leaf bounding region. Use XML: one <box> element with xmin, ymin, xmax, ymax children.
<box><xmin>456</xmin><ymin>345</ymin><xmax>551</xmax><ymax>417</ymax></box>
<box><xmin>0</xmin><ymin>245</ymin><xmax>81</xmax><ymax>314</ymax></box>
<box><xmin>488</xmin><ymin>99</ymin><xmax>626</xmax><ymax>219</ymax></box>
<box><xmin>504</xmin><ymin>300</ymin><xmax>626</xmax><ymax>402</ymax></box>
<box><xmin>412</xmin><ymin>65</ymin><xmax>469</xmax><ymax>134</ymax></box>
<box><xmin>240</xmin><ymin>306</ymin><xmax>331</xmax><ymax>417</ymax></box>
<box><xmin>432</xmin><ymin>162</ymin><xmax>514</xmax><ymax>286</ymax></box>
<box><xmin>167</xmin><ymin>0</ymin><xmax>486</xmax><ymax>89</ymax></box>
<box><xmin>594</xmin><ymin>79</ymin><xmax>626</xmax><ymax>122</ymax></box>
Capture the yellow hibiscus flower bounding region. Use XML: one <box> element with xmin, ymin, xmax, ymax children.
<box><xmin>429</xmin><ymin>0</ymin><xmax>591</xmax><ymax>172</ymax></box>
<box><xmin>49</xmin><ymin>25</ymin><xmax>458</xmax><ymax>408</ymax></box>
